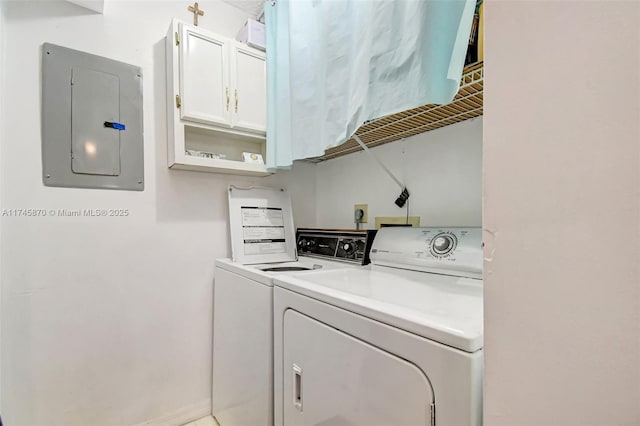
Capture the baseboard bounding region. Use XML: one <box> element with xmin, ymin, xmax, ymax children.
<box><xmin>130</xmin><ymin>398</ymin><xmax>211</xmax><ymax>426</ymax></box>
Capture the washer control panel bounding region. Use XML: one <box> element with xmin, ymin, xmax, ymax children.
<box><xmin>296</xmin><ymin>229</ymin><xmax>378</xmax><ymax>265</ymax></box>
<box><xmin>370</xmin><ymin>227</ymin><xmax>482</xmax><ymax>278</ymax></box>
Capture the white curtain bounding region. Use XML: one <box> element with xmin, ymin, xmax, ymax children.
<box><xmin>265</xmin><ymin>0</ymin><xmax>476</xmax><ymax>169</ymax></box>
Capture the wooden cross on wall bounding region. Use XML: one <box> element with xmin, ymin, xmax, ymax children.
<box><xmin>188</xmin><ymin>2</ymin><xmax>204</xmax><ymax>26</ymax></box>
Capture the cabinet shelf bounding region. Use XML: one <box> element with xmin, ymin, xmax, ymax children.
<box><xmin>169</xmin><ymin>123</ymin><xmax>270</xmax><ymax>176</ymax></box>
<box><xmin>169</xmin><ymin>156</ymin><xmax>271</xmax><ymax>176</ymax></box>
<box><xmin>312</xmin><ymin>61</ymin><xmax>484</xmax><ymax>162</ymax></box>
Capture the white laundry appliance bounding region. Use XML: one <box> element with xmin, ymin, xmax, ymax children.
<box><xmin>212</xmin><ymin>186</ymin><xmax>375</xmax><ymax>426</ymax></box>
<box><xmin>273</xmin><ymin>226</ymin><xmax>484</xmax><ymax>426</ymax></box>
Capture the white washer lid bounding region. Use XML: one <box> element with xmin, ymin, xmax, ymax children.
<box><xmin>215</xmin><ymin>256</ymin><xmax>362</xmax><ymax>286</ymax></box>
<box><xmin>228</xmin><ymin>185</ymin><xmax>297</xmax><ymax>265</ymax></box>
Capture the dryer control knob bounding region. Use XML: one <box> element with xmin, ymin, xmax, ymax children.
<box><xmin>432</xmin><ymin>235</ymin><xmax>454</xmax><ymax>255</ymax></box>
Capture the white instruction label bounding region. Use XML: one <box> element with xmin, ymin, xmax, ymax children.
<box><xmin>244</xmin><ymin>241</ymin><xmax>287</xmax><ymax>255</ymax></box>
<box><xmin>243</xmin><ymin>226</ymin><xmax>285</xmax><ymax>240</ymax></box>
<box><xmin>241</xmin><ymin>207</ymin><xmax>284</xmax><ymax>227</ymax></box>
<box><xmin>241</xmin><ymin>207</ymin><xmax>286</xmax><ymax>255</ymax></box>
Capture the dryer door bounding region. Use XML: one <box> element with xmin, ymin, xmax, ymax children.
<box><xmin>282</xmin><ymin>310</ymin><xmax>434</xmax><ymax>426</ymax></box>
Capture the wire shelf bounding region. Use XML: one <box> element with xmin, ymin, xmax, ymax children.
<box><xmin>309</xmin><ymin>61</ymin><xmax>483</xmax><ymax>162</ymax></box>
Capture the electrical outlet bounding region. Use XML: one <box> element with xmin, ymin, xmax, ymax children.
<box><xmin>354</xmin><ymin>204</ymin><xmax>368</xmax><ymax>223</ymax></box>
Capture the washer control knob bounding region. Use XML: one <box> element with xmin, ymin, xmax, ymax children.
<box><xmin>432</xmin><ymin>234</ymin><xmax>455</xmax><ymax>255</ymax></box>
<box><xmin>342</xmin><ymin>240</ymin><xmax>357</xmax><ymax>255</ymax></box>
<box><xmin>306</xmin><ymin>240</ymin><xmax>316</xmax><ymax>250</ymax></box>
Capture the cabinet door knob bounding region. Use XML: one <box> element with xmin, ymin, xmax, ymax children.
<box><xmin>226</xmin><ymin>87</ymin><xmax>230</xmax><ymax>111</ymax></box>
<box><xmin>235</xmin><ymin>89</ymin><xmax>238</xmax><ymax>113</ymax></box>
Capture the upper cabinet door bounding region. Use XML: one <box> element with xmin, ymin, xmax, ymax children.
<box><xmin>179</xmin><ymin>23</ymin><xmax>230</xmax><ymax>127</ymax></box>
<box><xmin>230</xmin><ymin>43</ymin><xmax>266</xmax><ymax>134</ymax></box>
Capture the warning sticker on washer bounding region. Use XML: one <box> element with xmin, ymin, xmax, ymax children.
<box><xmin>241</xmin><ymin>207</ymin><xmax>286</xmax><ymax>255</ymax></box>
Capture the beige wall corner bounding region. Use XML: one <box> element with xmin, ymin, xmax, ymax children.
<box><xmin>484</xmin><ymin>1</ymin><xmax>640</xmax><ymax>425</ymax></box>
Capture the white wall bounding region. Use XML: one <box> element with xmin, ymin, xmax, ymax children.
<box><xmin>0</xmin><ymin>2</ymin><xmax>314</xmax><ymax>425</ymax></box>
<box><xmin>484</xmin><ymin>2</ymin><xmax>640</xmax><ymax>425</ymax></box>
<box><xmin>315</xmin><ymin>118</ymin><xmax>482</xmax><ymax>229</ymax></box>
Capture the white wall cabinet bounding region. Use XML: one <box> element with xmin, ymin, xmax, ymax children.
<box><xmin>166</xmin><ymin>19</ymin><xmax>270</xmax><ymax>176</ymax></box>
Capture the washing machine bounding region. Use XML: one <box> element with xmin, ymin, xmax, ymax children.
<box><xmin>273</xmin><ymin>227</ymin><xmax>484</xmax><ymax>426</ymax></box>
<box><xmin>212</xmin><ymin>186</ymin><xmax>374</xmax><ymax>426</ymax></box>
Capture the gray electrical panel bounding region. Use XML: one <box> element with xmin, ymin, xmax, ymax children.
<box><xmin>41</xmin><ymin>43</ymin><xmax>144</xmax><ymax>191</ymax></box>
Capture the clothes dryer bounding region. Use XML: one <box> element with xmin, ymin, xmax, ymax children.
<box><xmin>273</xmin><ymin>227</ymin><xmax>483</xmax><ymax>426</ymax></box>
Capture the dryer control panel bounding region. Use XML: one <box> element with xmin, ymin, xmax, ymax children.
<box><xmin>370</xmin><ymin>227</ymin><xmax>482</xmax><ymax>278</ymax></box>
